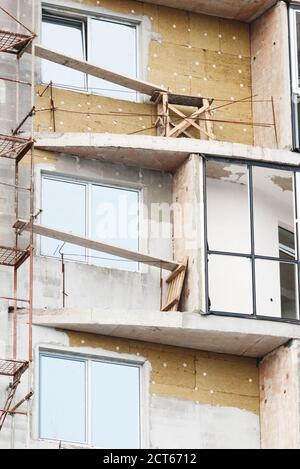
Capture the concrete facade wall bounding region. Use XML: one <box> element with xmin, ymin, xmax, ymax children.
<box><xmin>0</xmin><ymin>319</ymin><xmax>260</xmax><ymax>449</ymax></box>
<box><xmin>1</xmin><ymin>0</ymin><xmax>300</xmax><ymax>451</ymax></box>
<box><xmin>259</xmin><ymin>339</ymin><xmax>300</xmax><ymax>448</ymax></box>
<box><xmin>30</xmin><ymin>151</ymin><xmax>173</xmax><ymax>311</ymax></box>
<box><xmin>251</xmin><ymin>1</ymin><xmax>293</xmax><ymax>150</ymax></box>
<box><xmin>173</xmin><ymin>155</ymin><xmax>203</xmax><ymax>312</ymax></box>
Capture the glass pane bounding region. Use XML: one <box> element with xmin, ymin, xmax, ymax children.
<box><xmin>279</xmin><ymin>226</ymin><xmax>295</xmax><ymax>259</ymax></box>
<box><xmin>91</xmin><ymin>185</ymin><xmax>139</xmax><ymax>270</ymax></box>
<box><xmin>41</xmin><ymin>177</ymin><xmax>86</xmax><ymax>261</ymax></box>
<box><xmin>206</xmin><ymin>160</ymin><xmax>250</xmax><ymax>253</ymax></box>
<box><xmin>89</xmin><ymin>19</ymin><xmax>137</xmax><ymax>101</ymax></box>
<box><xmin>295</xmin><ymin>172</ymin><xmax>300</xmax><ymax>257</ymax></box>
<box><xmin>256</xmin><ymin>259</ymin><xmax>298</xmax><ymax>320</ymax></box>
<box><xmin>39</xmin><ymin>354</ymin><xmax>86</xmax><ymax>443</ymax></box>
<box><xmin>91</xmin><ymin>361</ymin><xmax>140</xmax><ymax>449</ymax></box>
<box><xmin>42</xmin><ymin>16</ymin><xmax>86</xmax><ymax>89</ymax></box>
<box><xmin>253</xmin><ymin>166</ymin><xmax>295</xmax><ymax>258</ymax></box>
<box><xmin>296</xmin><ymin>12</ymin><xmax>300</xmax><ymax>88</ymax></box>
<box><xmin>295</xmin><ymin>96</ymin><xmax>300</xmax><ymax>149</ymax></box>
<box><xmin>208</xmin><ymin>254</ymin><xmax>252</xmax><ymax>314</ymax></box>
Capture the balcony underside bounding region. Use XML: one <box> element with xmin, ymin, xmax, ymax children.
<box><xmin>139</xmin><ymin>0</ymin><xmax>278</xmax><ymax>22</ymax></box>
<box><xmin>35</xmin><ymin>132</ymin><xmax>300</xmax><ymax>173</ymax></box>
<box><xmin>32</xmin><ymin>309</ymin><xmax>300</xmax><ymax>358</ymax></box>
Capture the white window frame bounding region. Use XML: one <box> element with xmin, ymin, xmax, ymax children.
<box><xmin>36</xmin><ymin>348</ymin><xmax>146</xmax><ymax>448</ymax></box>
<box><xmin>41</xmin><ymin>11</ymin><xmax>88</xmax><ymax>90</ymax></box>
<box><xmin>40</xmin><ymin>173</ymin><xmax>140</xmax><ymax>271</ymax></box>
<box><xmin>41</xmin><ymin>3</ymin><xmax>140</xmax><ymax>101</ymax></box>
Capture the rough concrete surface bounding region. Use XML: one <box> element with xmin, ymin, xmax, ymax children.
<box><xmin>137</xmin><ymin>0</ymin><xmax>277</xmax><ymax>23</ymax></box>
<box><xmin>259</xmin><ymin>340</ymin><xmax>300</xmax><ymax>448</ymax></box>
<box><xmin>251</xmin><ymin>1</ymin><xmax>292</xmax><ymax>150</ymax></box>
<box><xmin>31</xmin><ymin>307</ymin><xmax>300</xmax><ymax>358</ymax></box>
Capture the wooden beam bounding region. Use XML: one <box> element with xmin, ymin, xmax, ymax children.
<box><xmin>168</xmin><ymin>104</ymin><xmax>212</xmax><ymax>139</ymax></box>
<box><xmin>168</xmin><ymin>103</ymin><xmax>210</xmax><ymax>138</ymax></box>
<box><xmin>151</xmin><ymin>90</ymin><xmax>205</xmax><ymax>108</ymax></box>
<box><xmin>15</xmin><ymin>221</ymin><xmax>179</xmax><ymax>271</ymax></box>
<box><xmin>32</xmin><ymin>45</ymin><xmax>167</xmax><ymax>96</ymax></box>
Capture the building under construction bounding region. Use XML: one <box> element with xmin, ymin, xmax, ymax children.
<box><xmin>0</xmin><ymin>0</ymin><xmax>300</xmax><ymax>449</ymax></box>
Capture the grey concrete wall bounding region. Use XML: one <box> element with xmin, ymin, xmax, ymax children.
<box><xmin>259</xmin><ymin>339</ymin><xmax>300</xmax><ymax>448</ymax></box>
<box><xmin>251</xmin><ymin>1</ymin><xmax>293</xmax><ymax>150</ymax></box>
<box><xmin>25</xmin><ymin>154</ymin><xmax>173</xmax><ymax>311</ymax></box>
<box><xmin>150</xmin><ymin>396</ymin><xmax>259</xmax><ymax>449</ymax></box>
<box><xmin>173</xmin><ymin>155</ymin><xmax>203</xmax><ymax>312</ymax></box>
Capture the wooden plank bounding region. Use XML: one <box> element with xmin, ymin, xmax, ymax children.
<box><xmin>162</xmin><ymin>257</ymin><xmax>188</xmax><ymax>311</ymax></box>
<box><xmin>166</xmin><ymin>263</ymin><xmax>186</xmax><ymax>283</ymax></box>
<box><xmin>151</xmin><ymin>91</ymin><xmax>205</xmax><ymax>108</ymax></box>
<box><xmin>168</xmin><ymin>104</ymin><xmax>212</xmax><ymax>139</ymax></box>
<box><xmin>16</xmin><ymin>221</ymin><xmax>179</xmax><ymax>271</ymax></box>
<box><xmin>32</xmin><ymin>45</ymin><xmax>167</xmax><ymax>96</ymax></box>
<box><xmin>203</xmin><ymin>98</ymin><xmax>215</xmax><ymax>140</ymax></box>
<box><xmin>162</xmin><ymin>297</ymin><xmax>179</xmax><ymax>312</ymax></box>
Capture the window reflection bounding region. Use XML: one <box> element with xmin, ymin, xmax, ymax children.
<box><xmin>89</xmin><ymin>19</ymin><xmax>137</xmax><ymax>100</ymax></box>
<box><xmin>42</xmin><ymin>15</ymin><xmax>86</xmax><ymax>89</ymax></box>
<box><xmin>41</xmin><ymin>12</ymin><xmax>138</xmax><ymax>100</ymax></box>
<box><xmin>39</xmin><ymin>353</ymin><xmax>141</xmax><ymax>448</ymax></box>
<box><xmin>253</xmin><ymin>166</ymin><xmax>295</xmax><ymax>258</ymax></box>
<box><xmin>41</xmin><ymin>175</ymin><xmax>139</xmax><ymax>271</ymax></box>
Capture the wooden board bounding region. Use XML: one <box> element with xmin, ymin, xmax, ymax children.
<box><xmin>151</xmin><ymin>90</ymin><xmax>205</xmax><ymax>108</ymax></box>
<box><xmin>162</xmin><ymin>257</ymin><xmax>188</xmax><ymax>311</ymax></box>
<box><xmin>15</xmin><ymin>221</ymin><xmax>179</xmax><ymax>271</ymax></box>
<box><xmin>32</xmin><ymin>45</ymin><xmax>167</xmax><ymax>96</ymax></box>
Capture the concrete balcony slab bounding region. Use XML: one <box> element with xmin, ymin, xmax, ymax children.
<box><xmin>34</xmin><ymin>132</ymin><xmax>300</xmax><ymax>173</ymax></box>
<box><xmin>136</xmin><ymin>0</ymin><xmax>277</xmax><ymax>23</ymax></box>
<box><xmin>32</xmin><ymin>308</ymin><xmax>300</xmax><ymax>358</ymax></box>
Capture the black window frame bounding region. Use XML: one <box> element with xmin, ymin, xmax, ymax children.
<box><xmin>203</xmin><ymin>155</ymin><xmax>300</xmax><ymax>325</ymax></box>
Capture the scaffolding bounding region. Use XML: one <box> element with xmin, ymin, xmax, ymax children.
<box><xmin>0</xmin><ymin>5</ymin><xmax>36</xmax><ymax>433</ymax></box>
<box><xmin>152</xmin><ymin>91</ymin><xmax>215</xmax><ymax>139</ymax></box>
<box><xmin>0</xmin><ymin>5</ymin><xmax>36</xmax><ymax>56</ymax></box>
<box><xmin>0</xmin><ymin>360</ymin><xmax>30</xmax><ymax>430</ymax></box>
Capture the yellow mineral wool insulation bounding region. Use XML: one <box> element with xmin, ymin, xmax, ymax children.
<box><xmin>35</xmin><ymin>85</ymin><xmax>157</xmax><ymax>136</ymax></box>
<box><xmin>68</xmin><ymin>331</ymin><xmax>259</xmax><ymax>414</ymax></box>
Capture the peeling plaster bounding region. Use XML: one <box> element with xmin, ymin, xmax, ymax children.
<box><xmin>270</xmin><ymin>175</ymin><xmax>293</xmax><ymax>192</ymax></box>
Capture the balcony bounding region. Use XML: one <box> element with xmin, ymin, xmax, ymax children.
<box><xmin>32</xmin><ymin>307</ymin><xmax>300</xmax><ymax>357</ymax></box>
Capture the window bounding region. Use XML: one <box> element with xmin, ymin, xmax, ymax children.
<box><xmin>41</xmin><ymin>14</ymin><xmax>86</xmax><ymax>89</ymax></box>
<box><xmin>205</xmin><ymin>158</ymin><xmax>300</xmax><ymax>321</ymax></box>
<box><xmin>290</xmin><ymin>7</ymin><xmax>300</xmax><ymax>148</ymax></box>
<box><xmin>89</xmin><ymin>18</ymin><xmax>137</xmax><ymax>101</ymax></box>
<box><xmin>41</xmin><ymin>9</ymin><xmax>138</xmax><ymax>101</ymax></box>
<box><xmin>41</xmin><ymin>175</ymin><xmax>139</xmax><ymax>271</ymax></box>
<box><xmin>278</xmin><ymin>226</ymin><xmax>297</xmax><ymax>319</ymax></box>
<box><xmin>39</xmin><ymin>352</ymin><xmax>141</xmax><ymax>448</ymax></box>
